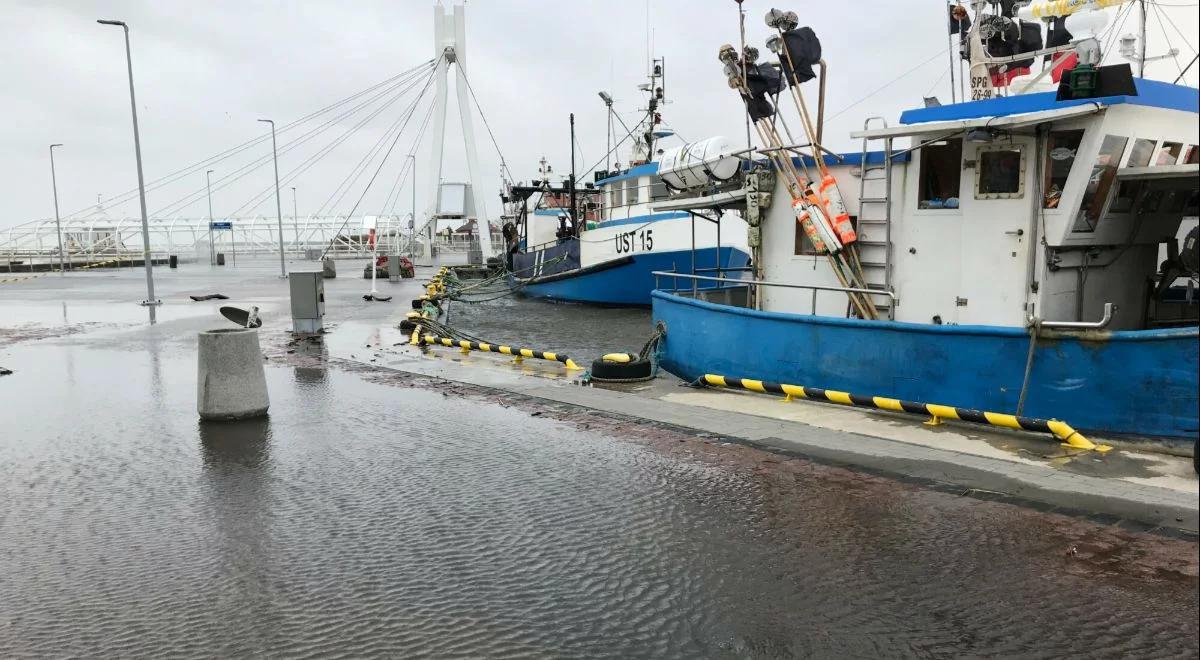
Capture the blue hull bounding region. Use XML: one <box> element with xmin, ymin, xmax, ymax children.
<box><xmin>517</xmin><ymin>247</ymin><xmax>750</xmax><ymax>306</ymax></box>
<box><xmin>652</xmin><ymin>290</ymin><xmax>1199</xmax><ymax>441</ymax></box>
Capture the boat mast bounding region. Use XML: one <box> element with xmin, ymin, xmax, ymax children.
<box><xmin>1138</xmin><ymin>0</ymin><xmax>1146</xmax><ymax>77</ymax></box>
<box><xmin>570</xmin><ymin>113</ymin><xmax>578</xmax><ymax>236</ymax></box>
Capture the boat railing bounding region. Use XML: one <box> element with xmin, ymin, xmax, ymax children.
<box><xmin>1031</xmin><ymin>302</ymin><xmax>1115</xmax><ymax>330</ymax></box>
<box><xmin>652</xmin><ymin>270</ymin><xmax>897</xmax><ymax>321</ymax></box>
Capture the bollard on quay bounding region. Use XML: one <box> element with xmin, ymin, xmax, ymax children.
<box><xmin>197</xmin><ymin>328</ymin><xmax>270</xmax><ymax>421</ymax></box>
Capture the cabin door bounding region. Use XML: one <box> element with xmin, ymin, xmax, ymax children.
<box><xmin>957</xmin><ymin>139</ymin><xmax>1033</xmax><ymax>326</ymax></box>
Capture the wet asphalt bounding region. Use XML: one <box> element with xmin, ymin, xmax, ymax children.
<box><xmin>0</xmin><ymin>256</ymin><xmax>1196</xmax><ymax>658</ymax></box>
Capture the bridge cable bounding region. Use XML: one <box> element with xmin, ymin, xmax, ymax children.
<box><xmin>62</xmin><ymin>60</ymin><xmax>434</xmax><ymax>220</ymax></box>
<box><xmin>151</xmin><ymin>63</ymin><xmax>436</xmax><ymax>218</ymax></box>
<box><xmin>226</xmin><ymin>71</ymin><xmax>436</xmax><ymax>218</ymax></box>
<box><xmin>311</xmin><ymin>66</ymin><xmax>438</xmax><ymax>219</ymax></box>
<box><xmin>319</xmin><ymin>64</ymin><xmax>440</xmax><ymax>259</ymax></box>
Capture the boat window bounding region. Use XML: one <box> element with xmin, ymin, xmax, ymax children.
<box><xmin>916</xmin><ymin>138</ymin><xmax>962</xmax><ymax>209</ymax></box>
<box><xmin>1126</xmin><ymin>138</ymin><xmax>1155</xmax><ymax>168</ymax></box>
<box><xmin>795</xmin><ymin>215</ymin><xmax>855</xmax><ymax>256</ymax></box>
<box><xmin>1163</xmin><ymin>189</ymin><xmax>1190</xmax><ymax>214</ymax></box>
<box><xmin>1110</xmin><ymin>180</ymin><xmax>1141</xmax><ymax>214</ymax></box>
<box><xmin>611</xmin><ymin>181</ymin><xmax>624</xmax><ymax>209</ymax></box>
<box><xmin>1138</xmin><ymin>189</ymin><xmax>1167</xmax><ymax>215</ymax></box>
<box><xmin>975</xmin><ymin>145</ymin><xmax>1025</xmax><ymax>199</ymax></box>
<box><xmin>649</xmin><ymin>176</ymin><xmax>668</xmax><ymax>201</ymax></box>
<box><xmin>1157</xmin><ymin>142</ymin><xmax>1183</xmax><ymax>165</ymax></box>
<box><xmin>1184</xmin><ymin>190</ymin><xmax>1200</xmax><ymax>216</ymax></box>
<box><xmin>1043</xmin><ymin>129</ymin><xmax>1083</xmax><ymax>208</ymax></box>
<box><xmin>1185</xmin><ymin>145</ymin><xmax>1199</xmax><ymax>164</ymax></box>
<box><xmin>625</xmin><ymin>178</ymin><xmax>639</xmax><ymax>206</ymax></box>
<box><xmin>1072</xmin><ymin>134</ymin><xmax>1128</xmax><ymax>232</ymax></box>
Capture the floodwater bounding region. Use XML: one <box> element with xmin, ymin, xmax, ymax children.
<box><xmin>1</xmin><ymin>258</ymin><xmax>1197</xmax><ymax>658</ymax></box>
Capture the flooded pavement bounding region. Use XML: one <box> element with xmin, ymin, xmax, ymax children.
<box><xmin>443</xmin><ymin>293</ymin><xmax>654</xmax><ymax>365</ymax></box>
<box><xmin>1</xmin><ymin>258</ymin><xmax>1197</xmax><ymax>658</ymax></box>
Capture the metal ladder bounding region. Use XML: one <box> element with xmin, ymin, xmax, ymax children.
<box><xmin>856</xmin><ymin>116</ymin><xmax>895</xmax><ymax>319</ymax></box>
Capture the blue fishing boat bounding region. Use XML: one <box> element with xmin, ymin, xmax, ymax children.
<box><xmin>501</xmin><ymin>63</ymin><xmax>750</xmax><ymax>306</ymax></box>
<box><xmin>650</xmin><ymin>2</ymin><xmax>1198</xmax><ymax>442</ymax></box>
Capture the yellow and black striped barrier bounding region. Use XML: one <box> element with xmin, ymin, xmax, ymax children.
<box><xmin>80</xmin><ymin>258</ymin><xmax>122</xmax><ymax>270</ymax></box>
<box><xmin>0</xmin><ymin>273</ymin><xmax>46</xmax><ymax>285</ymax></box>
<box><xmin>421</xmin><ymin>333</ymin><xmax>582</xmax><ymax>370</ymax></box>
<box><xmin>701</xmin><ymin>374</ymin><xmax>1110</xmax><ymax>452</ymax></box>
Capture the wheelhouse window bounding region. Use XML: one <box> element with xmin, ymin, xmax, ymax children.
<box><xmin>649</xmin><ymin>176</ymin><xmax>668</xmax><ymax>201</ymax></box>
<box><xmin>624</xmin><ymin>178</ymin><xmax>639</xmax><ymax>207</ymax></box>
<box><xmin>795</xmin><ymin>215</ymin><xmax>856</xmax><ymax>256</ymax></box>
<box><xmin>1072</xmin><ymin>134</ymin><xmax>1128</xmax><ymax>232</ymax></box>
<box><xmin>1043</xmin><ymin>129</ymin><xmax>1083</xmax><ymax>208</ymax></box>
<box><xmin>975</xmin><ymin>145</ymin><xmax>1025</xmax><ymax>199</ymax></box>
<box><xmin>1184</xmin><ymin>145</ymin><xmax>1199</xmax><ymax>165</ymax></box>
<box><xmin>1126</xmin><ymin>138</ymin><xmax>1155</xmax><ymax>168</ymax></box>
<box><xmin>1110</xmin><ymin>179</ymin><xmax>1141</xmax><ymax>214</ymax></box>
<box><xmin>917</xmin><ymin>138</ymin><xmax>962</xmax><ymax>209</ymax></box>
<box><xmin>1157</xmin><ymin>142</ymin><xmax>1183</xmax><ymax>165</ymax></box>
<box><xmin>610</xmin><ymin>181</ymin><xmax>624</xmax><ymax>209</ymax></box>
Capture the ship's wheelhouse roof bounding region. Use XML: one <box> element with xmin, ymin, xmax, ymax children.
<box><xmin>898</xmin><ymin>78</ymin><xmax>1197</xmax><ymax>125</ymax></box>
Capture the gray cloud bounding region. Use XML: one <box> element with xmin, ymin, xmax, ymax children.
<box><xmin>3</xmin><ymin>0</ymin><xmax>1196</xmax><ymax>228</ymax></box>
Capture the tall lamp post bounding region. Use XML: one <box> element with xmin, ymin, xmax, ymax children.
<box><xmin>598</xmin><ymin>91</ymin><xmax>614</xmax><ymax>171</ymax></box>
<box><xmin>258</xmin><ymin>118</ymin><xmax>287</xmax><ymax>278</ymax></box>
<box><xmin>291</xmin><ymin>186</ymin><xmax>300</xmax><ymax>253</ymax></box>
<box><xmin>49</xmin><ymin>144</ymin><xmax>66</xmax><ymax>275</ymax></box>
<box><xmin>205</xmin><ymin>169</ymin><xmax>215</xmax><ymax>265</ymax></box>
<box><xmin>98</xmin><ymin>19</ymin><xmax>160</xmax><ymax>321</ymax></box>
<box><xmin>406</xmin><ymin>153</ymin><xmax>416</xmax><ymax>258</ymax></box>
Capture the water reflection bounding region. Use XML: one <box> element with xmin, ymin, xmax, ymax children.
<box><xmin>199</xmin><ymin>417</ymin><xmax>273</xmax><ymax>470</ymax></box>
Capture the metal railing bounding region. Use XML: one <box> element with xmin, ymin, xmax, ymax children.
<box><xmin>1032</xmin><ymin>302</ymin><xmax>1115</xmax><ymax>330</ymax></box>
<box><xmin>653</xmin><ymin>270</ymin><xmax>897</xmax><ymax>321</ymax></box>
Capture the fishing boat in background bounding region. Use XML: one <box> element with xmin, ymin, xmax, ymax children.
<box><xmin>650</xmin><ymin>0</ymin><xmax>1199</xmax><ymax>443</ymax></box>
<box><xmin>501</xmin><ymin>60</ymin><xmax>751</xmax><ymax>306</ymax></box>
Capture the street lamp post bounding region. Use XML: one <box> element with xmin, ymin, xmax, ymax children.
<box><xmin>98</xmin><ymin>19</ymin><xmax>160</xmax><ymax>321</ymax></box>
<box><xmin>406</xmin><ymin>153</ymin><xmax>416</xmax><ymax>258</ymax></box>
<box><xmin>291</xmin><ymin>186</ymin><xmax>300</xmax><ymax>253</ymax></box>
<box><xmin>598</xmin><ymin>91</ymin><xmax>614</xmax><ymax>170</ymax></box>
<box><xmin>49</xmin><ymin>144</ymin><xmax>66</xmax><ymax>275</ymax></box>
<box><xmin>205</xmin><ymin>169</ymin><xmax>215</xmax><ymax>265</ymax></box>
<box><xmin>258</xmin><ymin>118</ymin><xmax>287</xmax><ymax>278</ymax></box>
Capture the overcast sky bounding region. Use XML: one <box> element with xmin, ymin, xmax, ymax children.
<box><xmin>2</xmin><ymin>0</ymin><xmax>1196</xmax><ymax>229</ymax></box>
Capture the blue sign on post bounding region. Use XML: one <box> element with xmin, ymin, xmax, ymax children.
<box><xmin>210</xmin><ymin>221</ymin><xmax>232</xmax><ymax>230</ymax></box>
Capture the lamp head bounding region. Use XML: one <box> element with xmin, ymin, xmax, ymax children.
<box><xmin>966</xmin><ymin>127</ymin><xmax>995</xmax><ymax>143</ymax></box>
<box><xmin>97</xmin><ymin>19</ymin><xmax>126</xmax><ymax>27</ymax></box>
<box><xmin>51</xmin><ymin>143</ymin><xmax>63</xmax><ymax>148</ymax></box>
<box><xmin>597</xmin><ymin>91</ymin><xmax>613</xmax><ymax>104</ymax></box>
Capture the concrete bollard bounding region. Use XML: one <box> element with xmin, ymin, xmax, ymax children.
<box><xmin>321</xmin><ymin>257</ymin><xmax>336</xmax><ymax>279</ymax></box>
<box><xmin>197</xmin><ymin>328</ymin><xmax>270</xmax><ymax>421</ymax></box>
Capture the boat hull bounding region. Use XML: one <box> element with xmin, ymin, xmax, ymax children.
<box><xmin>516</xmin><ymin>247</ymin><xmax>750</xmax><ymax>306</ymax></box>
<box><xmin>651</xmin><ymin>290</ymin><xmax>1200</xmax><ymax>442</ymax></box>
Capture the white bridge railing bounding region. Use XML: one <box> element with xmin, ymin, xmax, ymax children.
<box><xmin>1</xmin><ymin>214</ymin><xmax>421</xmax><ymax>269</ymax></box>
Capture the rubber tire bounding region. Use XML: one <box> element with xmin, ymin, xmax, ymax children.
<box><xmin>589</xmin><ymin>357</ymin><xmax>653</xmax><ymax>381</ymax></box>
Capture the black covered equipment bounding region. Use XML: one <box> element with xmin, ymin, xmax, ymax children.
<box><xmin>781</xmin><ymin>26</ymin><xmax>821</xmax><ymax>84</ymax></box>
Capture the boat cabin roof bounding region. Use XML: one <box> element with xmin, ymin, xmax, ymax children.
<box><xmin>860</xmin><ymin>79</ymin><xmax>1198</xmax><ymax>139</ymax></box>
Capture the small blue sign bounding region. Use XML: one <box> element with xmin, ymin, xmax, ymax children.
<box><xmin>210</xmin><ymin>221</ymin><xmax>233</xmax><ymax>230</ymax></box>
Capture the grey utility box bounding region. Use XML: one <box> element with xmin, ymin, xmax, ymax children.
<box><xmin>288</xmin><ymin>270</ymin><xmax>325</xmax><ymax>334</ymax></box>
<box><xmin>387</xmin><ymin>254</ymin><xmax>401</xmax><ymax>283</ymax></box>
